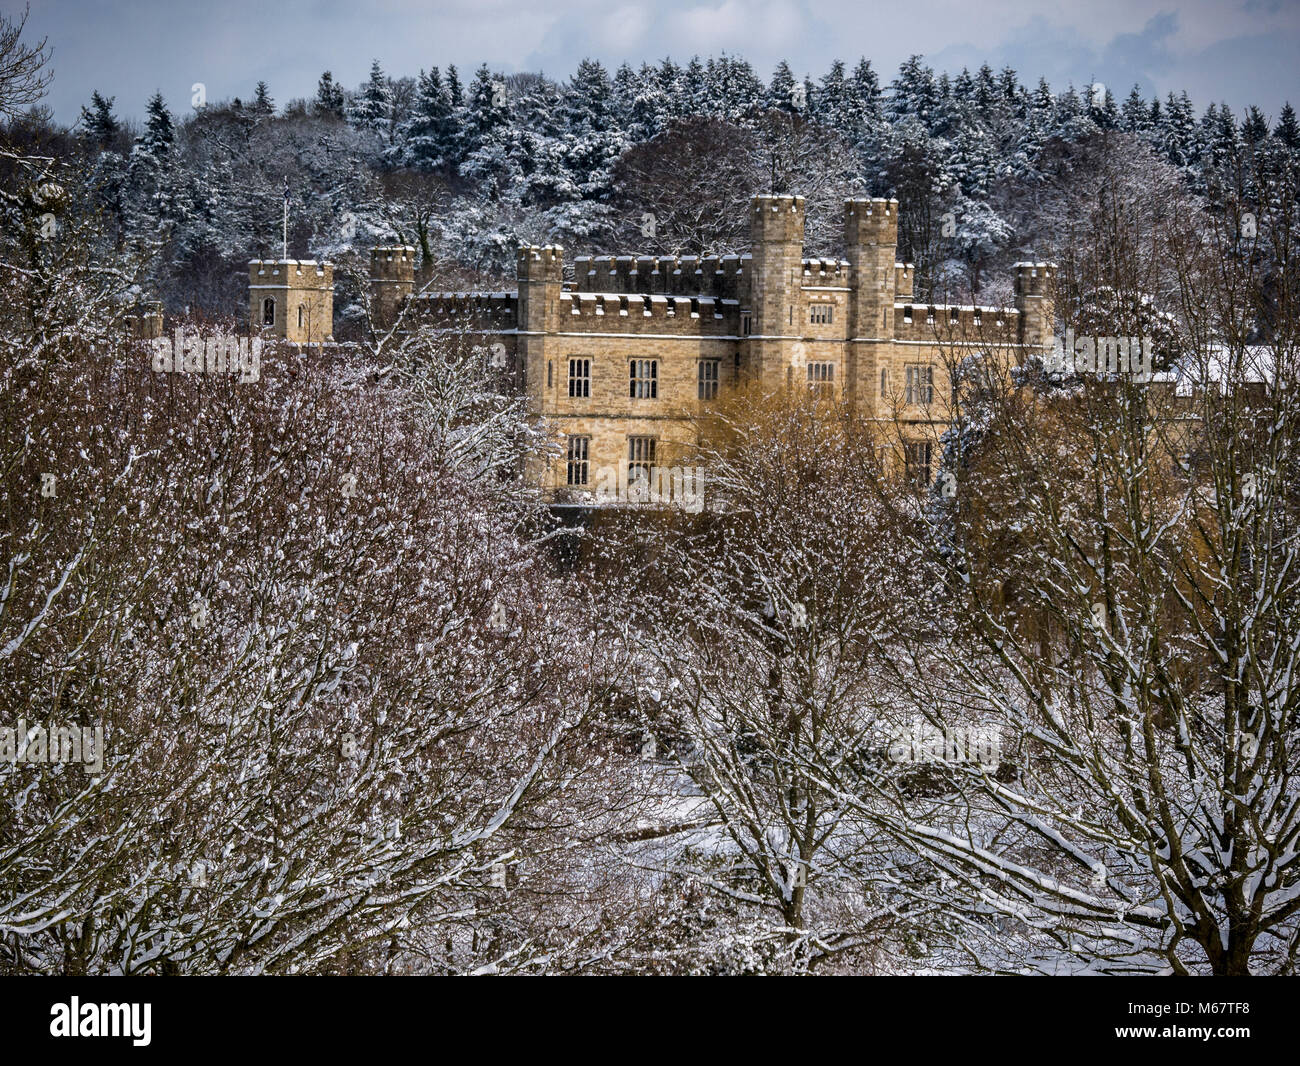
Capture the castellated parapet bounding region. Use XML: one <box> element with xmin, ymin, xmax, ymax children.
<box><xmin>248</xmin><ymin>259</ymin><xmax>334</xmax><ymax>342</ymax></box>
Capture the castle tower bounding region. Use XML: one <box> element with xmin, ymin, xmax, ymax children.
<box><xmin>249</xmin><ymin>259</ymin><xmax>334</xmax><ymax>343</ymax></box>
<box><xmin>845</xmin><ymin>198</ymin><xmax>898</xmax><ymax>339</ymax></box>
<box><xmin>516</xmin><ymin>242</ymin><xmax>563</xmax><ymax>394</ymax></box>
<box><xmin>1013</xmin><ymin>262</ymin><xmax>1056</xmax><ymax>352</ymax></box>
<box><xmin>369</xmin><ymin>246</ymin><xmax>417</xmax><ymax>329</ymax></box>
<box><xmin>844</xmin><ymin>198</ymin><xmax>899</xmax><ymax>408</ymax></box>
<box><xmin>747</xmin><ymin>194</ymin><xmax>806</xmax><ymax>387</ymax></box>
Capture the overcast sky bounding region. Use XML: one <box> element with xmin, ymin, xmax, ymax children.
<box><xmin>11</xmin><ymin>0</ymin><xmax>1300</xmax><ymax>125</ymax></box>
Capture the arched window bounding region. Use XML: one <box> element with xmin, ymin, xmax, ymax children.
<box><xmin>262</xmin><ymin>297</ymin><xmax>275</xmax><ymax>326</ymax></box>
<box><xmin>298</xmin><ymin>305</ymin><xmax>305</xmax><ymax>329</ymax></box>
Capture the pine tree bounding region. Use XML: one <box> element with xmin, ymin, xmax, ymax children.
<box><xmin>136</xmin><ymin>91</ymin><xmax>174</xmax><ymax>161</ymax></box>
<box><xmin>1120</xmin><ymin>85</ymin><xmax>1149</xmax><ymax>134</ymax></box>
<box><xmin>1159</xmin><ymin>90</ymin><xmax>1197</xmax><ymax>166</ymax></box>
<box><xmin>1275</xmin><ymin>102</ymin><xmax>1300</xmax><ymax>150</ymax></box>
<box><xmin>352</xmin><ymin>60</ymin><xmax>393</xmax><ymax>139</ymax></box>
<box><xmin>465</xmin><ymin>64</ymin><xmax>510</xmax><ymax>156</ymax></box>
<box><xmin>1242</xmin><ymin>105</ymin><xmax>1270</xmax><ymax>145</ymax></box>
<box><xmin>252</xmin><ymin>81</ymin><xmax>274</xmax><ymax>119</ymax></box>
<box><xmin>818</xmin><ymin>59</ymin><xmax>848</xmax><ymax>127</ymax></box>
<box><xmin>78</xmin><ymin>90</ymin><xmax>119</xmax><ymax>149</ymax></box>
<box><xmin>401</xmin><ymin>67</ymin><xmax>454</xmax><ymax>171</ymax></box>
<box><xmin>446</xmin><ymin>65</ymin><xmax>464</xmax><ymax>108</ymax></box>
<box><xmin>888</xmin><ymin>55</ymin><xmax>939</xmax><ymax>127</ymax></box>
<box><xmin>127</xmin><ymin>91</ymin><xmax>184</xmax><ymax>227</ymax></box>
<box><xmin>768</xmin><ymin>61</ymin><xmax>797</xmax><ymax>112</ymax></box>
<box><xmin>314</xmin><ymin>71</ymin><xmax>345</xmax><ymax>118</ymax></box>
<box><xmin>975</xmin><ymin>63</ymin><xmax>997</xmax><ymax>118</ymax></box>
<box><xmin>681</xmin><ymin>56</ymin><xmax>707</xmax><ymax>115</ymax></box>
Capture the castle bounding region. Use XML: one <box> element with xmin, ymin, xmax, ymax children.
<box><xmin>248</xmin><ymin>196</ymin><xmax>1055</xmax><ymax>500</ymax></box>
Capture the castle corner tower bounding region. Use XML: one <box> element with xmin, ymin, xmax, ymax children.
<box><xmin>369</xmin><ymin>246</ymin><xmax>417</xmax><ymax>329</ymax></box>
<box><xmin>249</xmin><ymin>259</ymin><xmax>334</xmax><ymax>342</ymax></box>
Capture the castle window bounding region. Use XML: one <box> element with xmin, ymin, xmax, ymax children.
<box><xmin>905</xmin><ymin>364</ymin><xmax>934</xmax><ymax>405</ymax></box>
<box><xmin>810</xmin><ymin>304</ymin><xmax>833</xmax><ymax>325</ymax></box>
<box><xmin>630</xmin><ymin>359</ymin><xmax>658</xmax><ymax>399</ymax></box>
<box><xmin>628</xmin><ymin>436</ymin><xmax>656</xmax><ymax>487</ymax></box>
<box><xmin>298</xmin><ymin>305</ymin><xmax>305</xmax><ymax>329</ymax></box>
<box><xmin>807</xmin><ymin>362</ymin><xmax>835</xmax><ymax>398</ymax></box>
<box><xmin>926</xmin><ymin>308</ymin><xmax>935</xmax><ymax>325</ymax></box>
<box><xmin>566</xmin><ymin>436</ymin><xmax>590</xmax><ymax>487</ymax></box>
<box><xmin>547</xmin><ymin>361</ymin><xmax>552</xmax><ymax>389</ymax></box>
<box><xmin>903</xmin><ymin>306</ymin><xmax>913</xmax><ymax>324</ymax></box>
<box><xmin>880</xmin><ymin>368</ymin><xmax>889</xmax><ymax>398</ymax></box>
<box><xmin>698</xmin><ymin>359</ymin><xmax>720</xmax><ymax>400</ymax></box>
<box><xmin>973</xmin><ymin>310</ymin><xmax>982</xmax><ymax>327</ymax></box>
<box><xmin>905</xmin><ymin>442</ymin><xmax>933</xmax><ymax>486</ymax></box>
<box><xmin>262</xmin><ymin>297</ymin><xmax>275</xmax><ymax>326</ymax></box>
<box><xmin>568</xmin><ymin>358</ymin><xmax>590</xmax><ymax>398</ymax></box>
<box><xmin>741</xmin><ymin>312</ymin><xmax>753</xmax><ymax>336</ymax></box>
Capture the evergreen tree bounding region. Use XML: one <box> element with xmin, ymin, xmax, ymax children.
<box><xmin>681</xmin><ymin>56</ymin><xmax>707</xmax><ymax>115</ymax></box>
<box><xmin>351</xmin><ymin>60</ymin><xmax>393</xmax><ymax>139</ymax></box>
<box><xmin>975</xmin><ymin>63</ymin><xmax>997</xmax><ymax>118</ymax></box>
<box><xmin>767</xmin><ymin>61</ymin><xmax>797</xmax><ymax>112</ymax></box>
<box><xmin>817</xmin><ymin>59</ymin><xmax>848</xmax><ymax>127</ymax></box>
<box><xmin>252</xmin><ymin>81</ymin><xmax>274</xmax><ymax>118</ymax></box>
<box><xmin>1242</xmin><ymin>105</ymin><xmax>1270</xmax><ymax>146</ymax></box>
<box><xmin>1120</xmin><ymin>84</ymin><xmax>1149</xmax><ymax>133</ymax></box>
<box><xmin>78</xmin><ymin>90</ymin><xmax>119</xmax><ymax>149</ymax></box>
<box><xmin>1275</xmin><ymin>102</ymin><xmax>1300</xmax><ymax>149</ymax></box>
<box><xmin>888</xmin><ymin>55</ymin><xmax>939</xmax><ymax>127</ymax></box>
<box><xmin>314</xmin><ymin>71</ymin><xmax>345</xmax><ymax>118</ymax></box>
<box><xmin>401</xmin><ymin>67</ymin><xmax>454</xmax><ymax>171</ymax></box>
<box><xmin>1160</xmin><ymin>90</ymin><xmax>1197</xmax><ymax>166</ymax></box>
<box><xmin>136</xmin><ymin>91</ymin><xmax>174</xmax><ymax>161</ymax></box>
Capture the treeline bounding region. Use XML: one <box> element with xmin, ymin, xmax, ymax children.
<box><xmin>13</xmin><ymin>52</ymin><xmax>1300</xmax><ymax>319</ymax></box>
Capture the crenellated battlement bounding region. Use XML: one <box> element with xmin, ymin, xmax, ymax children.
<box><xmin>370</xmin><ymin>245</ymin><xmax>417</xmax><ymax>279</ymax></box>
<box><xmin>893</xmin><ymin>301</ymin><xmax>1020</xmax><ymax>342</ymax></box>
<box><xmin>559</xmin><ymin>291</ymin><xmax>739</xmax><ymax>335</ymax></box>
<box><xmin>802</xmin><ymin>257</ymin><xmax>851</xmax><ymax>282</ymax></box>
<box><xmin>518</xmin><ymin>244</ymin><xmax>564</xmax><ymax>280</ymax></box>
<box><xmin>751</xmin><ymin>194</ymin><xmax>806</xmax><ymax>244</ymax></box>
<box><xmin>844</xmin><ymin>197</ymin><xmax>900</xmax><ymax>246</ymax></box>
<box><xmin>416</xmin><ymin>291</ymin><xmax>517</xmax><ymax>323</ymax></box>
<box><xmin>1013</xmin><ymin>261</ymin><xmax>1054</xmax><ymax>297</ymax></box>
<box><xmin>571</xmin><ymin>252</ymin><xmax>749</xmax><ymax>299</ymax></box>
<box><xmin>248</xmin><ymin>259</ymin><xmax>332</xmax><ymax>284</ymax></box>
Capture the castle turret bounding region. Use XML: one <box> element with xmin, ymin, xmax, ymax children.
<box><xmin>249</xmin><ymin>259</ymin><xmax>334</xmax><ymax>342</ymax></box>
<box><xmin>748</xmin><ymin>195</ymin><xmax>806</xmax><ymax>386</ymax></box>
<box><xmin>845</xmin><ymin>198</ymin><xmax>898</xmax><ymax>339</ymax></box>
<box><xmin>369</xmin><ymin>246</ymin><xmax>416</xmax><ymax>328</ymax></box>
<box><xmin>516</xmin><ymin>244</ymin><xmax>563</xmax><ymax>404</ymax></box>
<box><xmin>1013</xmin><ymin>262</ymin><xmax>1056</xmax><ymax>352</ymax></box>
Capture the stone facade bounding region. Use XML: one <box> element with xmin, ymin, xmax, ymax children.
<box><xmin>408</xmin><ymin>195</ymin><xmax>1055</xmax><ymax>501</ymax></box>
<box><xmin>241</xmin><ymin>198</ymin><xmax>1055</xmax><ymax>499</ymax></box>
<box><xmin>248</xmin><ymin>259</ymin><xmax>334</xmax><ymax>343</ymax></box>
